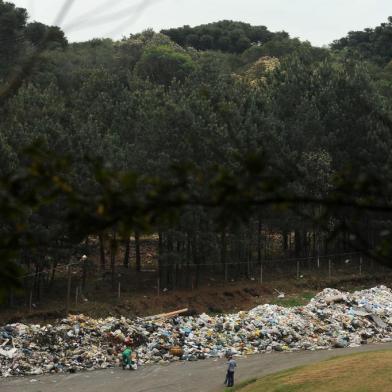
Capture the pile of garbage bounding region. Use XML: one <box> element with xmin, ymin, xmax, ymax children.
<box><xmin>2</xmin><ymin>286</ymin><xmax>392</xmax><ymax>377</ymax></box>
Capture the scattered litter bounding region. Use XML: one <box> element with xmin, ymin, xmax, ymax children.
<box><xmin>274</xmin><ymin>289</ymin><xmax>285</xmax><ymax>298</ymax></box>
<box><xmin>0</xmin><ymin>348</ymin><xmax>17</xmax><ymax>359</ymax></box>
<box><xmin>371</xmin><ymin>314</ymin><xmax>387</xmax><ymax>329</ymax></box>
<box><xmin>2</xmin><ymin>286</ymin><xmax>392</xmax><ymax>377</ymax></box>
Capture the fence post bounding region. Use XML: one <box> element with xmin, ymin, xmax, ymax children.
<box><xmin>81</xmin><ymin>255</ymin><xmax>87</xmax><ymax>291</ymax></box>
<box><xmin>75</xmin><ymin>286</ymin><xmax>78</xmax><ymax>305</ymax></box>
<box><xmin>260</xmin><ymin>263</ymin><xmax>263</xmax><ymax>285</ymax></box>
<box><xmin>328</xmin><ymin>259</ymin><xmax>332</xmax><ymax>281</ymax></box>
<box><xmin>157</xmin><ymin>277</ymin><xmax>160</xmax><ymax>297</ymax></box>
<box><xmin>224</xmin><ymin>263</ymin><xmax>228</xmax><ymax>282</ymax></box>
<box><xmin>359</xmin><ymin>256</ymin><xmax>363</xmax><ymax>276</ymax></box>
<box><xmin>66</xmin><ymin>264</ymin><xmax>72</xmax><ymax>316</ymax></box>
<box><xmin>296</xmin><ymin>261</ymin><xmax>300</xmax><ymax>279</ymax></box>
<box><xmin>9</xmin><ymin>289</ymin><xmax>14</xmax><ymax>308</ymax></box>
<box><xmin>317</xmin><ymin>256</ymin><xmax>320</xmax><ymax>269</ymax></box>
<box><xmin>118</xmin><ymin>281</ymin><xmax>121</xmax><ymax>300</ymax></box>
<box><xmin>29</xmin><ymin>290</ymin><xmax>33</xmax><ymax>313</ymax></box>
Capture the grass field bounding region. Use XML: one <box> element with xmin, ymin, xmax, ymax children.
<box><xmin>229</xmin><ymin>350</ymin><xmax>392</xmax><ymax>392</ymax></box>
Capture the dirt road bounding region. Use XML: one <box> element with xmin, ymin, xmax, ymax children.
<box><xmin>2</xmin><ymin>343</ymin><xmax>392</xmax><ymax>392</ymax></box>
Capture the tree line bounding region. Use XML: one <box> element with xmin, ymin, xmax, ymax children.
<box><xmin>1</xmin><ymin>1</ymin><xmax>392</xmax><ymax>298</ymax></box>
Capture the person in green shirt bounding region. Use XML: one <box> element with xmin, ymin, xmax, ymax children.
<box><xmin>122</xmin><ymin>340</ymin><xmax>133</xmax><ymax>370</ymax></box>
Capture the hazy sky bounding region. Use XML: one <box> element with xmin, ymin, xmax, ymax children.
<box><xmin>11</xmin><ymin>0</ymin><xmax>392</xmax><ymax>46</ymax></box>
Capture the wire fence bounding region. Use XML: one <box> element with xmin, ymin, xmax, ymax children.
<box><xmin>4</xmin><ymin>250</ymin><xmax>390</xmax><ymax>314</ymax></box>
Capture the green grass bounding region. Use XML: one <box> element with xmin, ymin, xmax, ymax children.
<box><xmin>228</xmin><ymin>351</ymin><xmax>392</xmax><ymax>392</ymax></box>
<box><xmin>270</xmin><ymin>292</ymin><xmax>315</xmax><ymax>308</ymax></box>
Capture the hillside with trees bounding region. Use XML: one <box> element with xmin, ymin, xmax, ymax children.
<box><xmin>332</xmin><ymin>16</ymin><xmax>392</xmax><ymax>65</ymax></box>
<box><xmin>161</xmin><ymin>20</ymin><xmax>282</xmax><ymax>53</ymax></box>
<box><xmin>1</xmin><ymin>0</ymin><xmax>392</xmax><ymax>313</ymax></box>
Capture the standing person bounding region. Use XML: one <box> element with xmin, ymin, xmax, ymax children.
<box><xmin>226</xmin><ymin>355</ymin><xmax>237</xmax><ymax>387</ymax></box>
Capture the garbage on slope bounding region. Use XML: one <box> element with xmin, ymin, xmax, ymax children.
<box><xmin>1</xmin><ymin>286</ymin><xmax>392</xmax><ymax>377</ymax></box>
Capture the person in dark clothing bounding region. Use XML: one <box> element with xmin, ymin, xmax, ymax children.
<box><xmin>225</xmin><ymin>355</ymin><xmax>237</xmax><ymax>387</ymax></box>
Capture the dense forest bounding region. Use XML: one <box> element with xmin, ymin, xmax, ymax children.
<box><xmin>1</xmin><ymin>0</ymin><xmax>392</xmax><ymax>301</ymax></box>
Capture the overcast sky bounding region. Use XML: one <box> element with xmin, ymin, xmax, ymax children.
<box><xmin>11</xmin><ymin>0</ymin><xmax>392</xmax><ymax>46</ymax></box>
